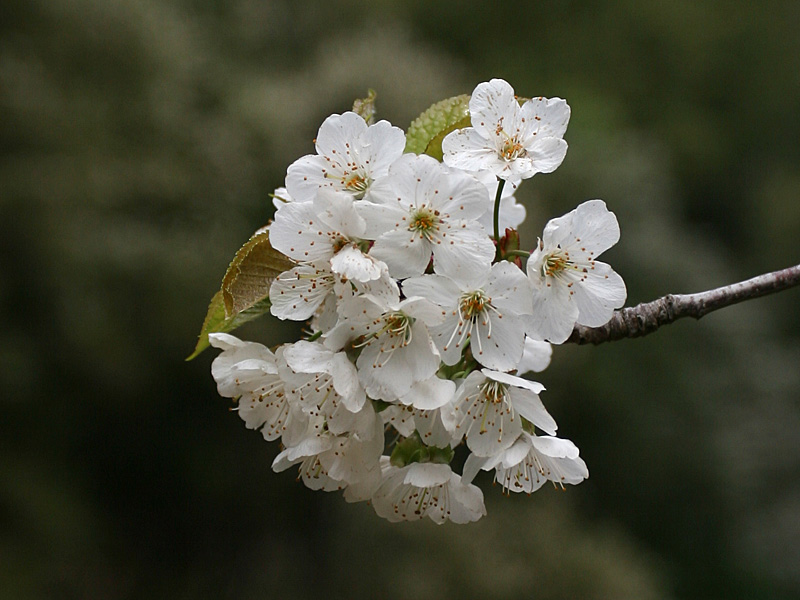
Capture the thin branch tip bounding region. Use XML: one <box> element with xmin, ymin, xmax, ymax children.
<box><xmin>567</xmin><ymin>263</ymin><xmax>800</xmax><ymax>345</ymax></box>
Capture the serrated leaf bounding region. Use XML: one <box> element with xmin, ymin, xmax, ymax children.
<box><xmin>352</xmin><ymin>89</ymin><xmax>377</xmax><ymax>125</ymax></box>
<box><xmin>221</xmin><ymin>229</ymin><xmax>295</xmax><ymax>316</ymax></box>
<box><xmin>405</xmin><ymin>94</ymin><xmax>471</xmax><ymax>157</ymax></box>
<box><xmin>187</xmin><ymin>229</ymin><xmax>295</xmax><ymax>360</ymax></box>
<box><xmin>186</xmin><ymin>293</ymin><xmax>273</xmax><ymax>360</ymax></box>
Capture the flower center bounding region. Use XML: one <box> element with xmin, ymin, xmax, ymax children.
<box><xmin>500</xmin><ymin>138</ymin><xmax>525</xmax><ymax>161</ymax></box>
<box><xmin>543</xmin><ymin>248</ymin><xmax>572</xmax><ymax>276</ymax></box>
<box><xmin>480</xmin><ymin>379</ymin><xmax>508</xmax><ymax>404</ymax></box>
<box><xmin>459</xmin><ymin>290</ymin><xmax>490</xmax><ymax>321</ymax></box>
<box><xmin>381</xmin><ymin>312</ymin><xmax>414</xmax><ymax>344</ymax></box>
<box><xmin>344</xmin><ymin>173</ymin><xmax>368</xmax><ymax>194</ymax></box>
<box><xmin>409</xmin><ymin>206</ymin><xmax>440</xmax><ymax>239</ymax></box>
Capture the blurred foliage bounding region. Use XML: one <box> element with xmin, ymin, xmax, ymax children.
<box><xmin>2</xmin><ymin>0</ymin><xmax>800</xmax><ymax>598</ymax></box>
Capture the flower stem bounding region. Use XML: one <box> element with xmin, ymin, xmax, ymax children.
<box><xmin>493</xmin><ymin>178</ymin><xmax>506</xmax><ymax>262</ymax></box>
<box><xmin>505</xmin><ymin>249</ymin><xmax>530</xmax><ymax>259</ymax></box>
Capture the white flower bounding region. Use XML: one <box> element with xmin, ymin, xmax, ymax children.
<box><xmin>525</xmin><ymin>199</ymin><xmax>627</xmax><ymax>344</ymax></box>
<box><xmin>209</xmin><ymin>334</ymin><xmax>301</xmax><ymax>442</ymax></box>
<box><xmin>281</xmin><ymin>340</ymin><xmax>368</xmax><ymax>435</ymax></box>
<box><xmin>464</xmin><ymin>432</ymin><xmax>588</xmax><ymax>494</ymax></box>
<box><xmin>325</xmin><ymin>291</ymin><xmax>443</xmax><ymax>402</ymax></box>
<box><xmin>269</xmin><ymin>260</ymin><xmax>397</xmax><ymax>324</ymax></box>
<box><xmin>269</xmin><ymin>188</ymin><xmax>387</xmax><ymax>282</ymax></box>
<box><xmin>272</xmin><ymin>405</ymin><xmax>384</xmax><ymax>491</ymax></box>
<box><xmin>442</xmin><ymin>78</ymin><xmax>570</xmax><ymax>180</ymax></box>
<box><xmin>403</xmin><ymin>261</ymin><xmax>533</xmax><ymax>371</ymax></box>
<box><xmin>285</xmin><ymin>112</ymin><xmax>405</xmax><ymax>203</ymax></box>
<box><xmin>357</xmin><ymin>153</ymin><xmax>495</xmax><ymax>280</ymax></box>
<box><xmin>371</xmin><ymin>461</ymin><xmax>486</xmax><ymax>524</ymax></box>
<box><xmin>452</xmin><ymin>369</ymin><xmax>556</xmax><ymax>457</ymax></box>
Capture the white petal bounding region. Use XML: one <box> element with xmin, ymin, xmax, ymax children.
<box><xmin>314</xmin><ymin>112</ymin><xmax>367</xmax><ymax>163</ymax></box>
<box><xmin>529</xmin><ymin>434</ymin><xmax>580</xmax><ymax>459</ymax></box>
<box><xmin>402</xmin><ymin>274</ymin><xmax>462</xmax><ymax>309</ymax></box>
<box><xmin>464</xmin><ymin>402</ymin><xmax>522</xmax><ymax>458</ymax></box>
<box><xmin>472</xmin><ymin>312</ymin><xmax>525</xmax><ymax>371</ymax></box>
<box><xmin>403</xmin><ymin>463</ymin><xmax>453</xmax><ymax>488</ymax></box>
<box><xmin>329</xmin><ymin>351</ymin><xmax>365</xmax><ymax>412</ymax></box>
<box><xmin>462</xmin><ymin>453</ymin><xmax>488</xmax><ymax>485</ymax></box>
<box><xmin>285</xmin><ymin>155</ymin><xmax>330</xmax><ymax>203</ymax></box>
<box><xmin>282</xmin><ymin>340</ymin><xmax>332</xmax><ymax>373</ymax></box>
<box><xmin>369</xmin><ymin>228</ymin><xmax>432</xmax><ymax>279</ymax></box>
<box><xmin>525</xmin><ymin>137</ymin><xmax>568</xmax><ymax>175</ymax></box>
<box><xmin>430</xmin><ymin>223</ymin><xmax>494</xmax><ymax>281</ymax></box>
<box><xmin>487</xmin><ymin>261</ymin><xmax>533</xmax><ymax>313</ymax></box>
<box><xmin>313</xmin><ymin>188</ymin><xmax>366</xmax><ymax>238</ymax></box>
<box><xmin>509</xmin><ymin>387</ymin><xmax>557</xmax><ymax>435</ymax></box>
<box><xmin>356</xmin><ymin>119</ymin><xmax>406</xmax><ymax>180</ymax></box>
<box><xmin>398</xmin><ymin>376</ymin><xmax>456</xmax><ymax>410</ymax></box>
<box><xmin>516</xmin><ymin>338</ymin><xmax>553</xmax><ymax>374</ymax></box>
<box><xmin>330</xmin><ymin>244</ymin><xmax>386</xmax><ymax>282</ymax></box>
<box><xmin>572</xmin><ymin>262</ymin><xmax>627</xmax><ymax>327</ymax></box>
<box><xmin>354</xmin><ymin>201</ymin><xmax>406</xmax><ymax>239</ymax></box>
<box><xmin>446</xmin><ymin>474</ymin><xmax>486</xmax><ymax>523</ymax></box>
<box><xmin>482</xmin><ymin>369</ymin><xmax>545</xmax><ymax>394</ymax></box>
<box><xmin>519</xmin><ymin>96</ymin><xmax>571</xmax><ymax>141</ymax></box>
<box><xmin>269</xmin><ymin>264</ymin><xmax>334</xmax><ymax>321</ymax></box>
<box><xmin>269</xmin><ymin>201</ymin><xmax>332</xmax><ymax>263</ymax></box>
<box><xmin>468</xmin><ymin>78</ymin><xmax>521</xmax><ymax>141</ymax></box>
<box><xmin>525</xmin><ymin>279</ymin><xmax>579</xmax><ymax>344</ymax></box>
<box><xmin>442</xmin><ymin>128</ymin><xmax>504</xmax><ymax>174</ymax></box>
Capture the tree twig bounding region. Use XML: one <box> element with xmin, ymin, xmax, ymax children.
<box><xmin>567</xmin><ymin>264</ymin><xmax>800</xmax><ymax>345</ymax></box>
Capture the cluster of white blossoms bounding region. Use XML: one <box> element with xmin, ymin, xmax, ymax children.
<box><xmin>208</xmin><ymin>78</ymin><xmax>626</xmax><ymax>523</ymax></box>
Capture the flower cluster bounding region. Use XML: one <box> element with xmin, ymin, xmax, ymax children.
<box><xmin>208</xmin><ymin>78</ymin><xmax>626</xmax><ymax>523</ymax></box>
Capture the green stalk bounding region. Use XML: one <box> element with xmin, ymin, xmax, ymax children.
<box><xmin>493</xmin><ymin>178</ymin><xmax>506</xmax><ymax>262</ymax></box>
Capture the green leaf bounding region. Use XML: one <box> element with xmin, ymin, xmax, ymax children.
<box><xmin>221</xmin><ymin>229</ymin><xmax>295</xmax><ymax>316</ymax></box>
<box><xmin>186</xmin><ymin>293</ymin><xmax>274</xmax><ymax>360</ymax></box>
<box><xmin>405</xmin><ymin>94</ymin><xmax>471</xmax><ymax>158</ymax></box>
<box><xmin>187</xmin><ymin>229</ymin><xmax>294</xmax><ymax>360</ymax></box>
<box><xmin>352</xmin><ymin>89</ymin><xmax>377</xmax><ymax>125</ymax></box>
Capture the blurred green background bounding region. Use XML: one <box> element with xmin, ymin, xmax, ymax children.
<box><xmin>3</xmin><ymin>1</ymin><xmax>800</xmax><ymax>598</ymax></box>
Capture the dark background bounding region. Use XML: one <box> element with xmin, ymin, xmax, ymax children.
<box><xmin>3</xmin><ymin>1</ymin><xmax>800</xmax><ymax>598</ymax></box>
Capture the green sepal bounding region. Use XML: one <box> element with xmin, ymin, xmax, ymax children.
<box><xmin>187</xmin><ymin>229</ymin><xmax>295</xmax><ymax>360</ymax></box>
<box><xmin>405</xmin><ymin>94</ymin><xmax>471</xmax><ymax>158</ymax></box>
<box><xmin>427</xmin><ymin>445</ymin><xmax>455</xmax><ymax>465</ymax></box>
<box><xmin>371</xmin><ymin>399</ymin><xmax>392</xmax><ymax>413</ymax></box>
<box><xmin>390</xmin><ymin>432</ymin><xmax>454</xmax><ymax>467</ymax></box>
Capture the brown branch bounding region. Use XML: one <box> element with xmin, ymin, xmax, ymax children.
<box><xmin>567</xmin><ymin>264</ymin><xmax>800</xmax><ymax>345</ymax></box>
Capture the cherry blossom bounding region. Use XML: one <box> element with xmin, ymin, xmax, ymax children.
<box><xmin>357</xmin><ymin>153</ymin><xmax>495</xmax><ymax>280</ymax></box>
<box><xmin>464</xmin><ymin>432</ymin><xmax>588</xmax><ymax>494</ymax></box>
<box><xmin>442</xmin><ymin>78</ymin><xmax>570</xmax><ymax>180</ymax></box>
<box><xmin>269</xmin><ymin>188</ymin><xmax>387</xmax><ymax>282</ymax></box>
<box><xmin>285</xmin><ymin>112</ymin><xmax>405</xmax><ymax>203</ymax></box>
<box><xmin>209</xmin><ymin>334</ymin><xmax>302</xmax><ymax>442</ymax></box>
<box><xmin>525</xmin><ymin>199</ymin><xmax>627</xmax><ymax>343</ymax></box>
<box><xmin>452</xmin><ymin>369</ymin><xmax>556</xmax><ymax>458</ymax></box>
<box><xmin>203</xmin><ymin>80</ymin><xmax>628</xmax><ymax>523</ymax></box>
<box><xmin>371</xmin><ymin>461</ymin><xmax>486</xmax><ymax>524</ymax></box>
<box><xmin>403</xmin><ymin>261</ymin><xmax>532</xmax><ymax>371</ymax></box>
